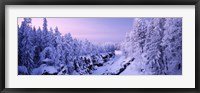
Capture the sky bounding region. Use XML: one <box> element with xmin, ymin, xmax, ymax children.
<box><xmin>18</xmin><ymin>18</ymin><xmax>134</xmax><ymax>44</ymax></box>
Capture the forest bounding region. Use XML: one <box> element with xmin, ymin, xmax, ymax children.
<box><xmin>18</xmin><ymin>18</ymin><xmax>182</xmax><ymax>75</ymax></box>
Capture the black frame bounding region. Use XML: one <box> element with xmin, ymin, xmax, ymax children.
<box><xmin>0</xmin><ymin>0</ymin><xmax>199</xmax><ymax>93</ymax></box>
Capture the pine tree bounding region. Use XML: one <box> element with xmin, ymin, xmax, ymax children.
<box><xmin>43</xmin><ymin>18</ymin><xmax>48</xmax><ymax>32</ymax></box>
<box><xmin>62</xmin><ymin>33</ymin><xmax>72</xmax><ymax>63</ymax></box>
<box><xmin>142</xmin><ymin>18</ymin><xmax>166</xmax><ymax>74</ymax></box>
<box><xmin>133</xmin><ymin>18</ymin><xmax>148</xmax><ymax>53</ymax></box>
<box><xmin>161</xmin><ymin>18</ymin><xmax>182</xmax><ymax>75</ymax></box>
<box><xmin>54</xmin><ymin>27</ymin><xmax>64</xmax><ymax>66</ymax></box>
<box><xmin>18</xmin><ymin>24</ymin><xmax>23</xmax><ymax>66</ymax></box>
<box><xmin>121</xmin><ymin>32</ymin><xmax>131</xmax><ymax>57</ymax></box>
<box><xmin>39</xmin><ymin>47</ymin><xmax>55</xmax><ymax>65</ymax></box>
<box><xmin>121</xmin><ymin>18</ymin><xmax>148</xmax><ymax>57</ymax></box>
<box><xmin>20</xmin><ymin>18</ymin><xmax>35</xmax><ymax>74</ymax></box>
<box><xmin>41</xmin><ymin>18</ymin><xmax>50</xmax><ymax>48</ymax></box>
<box><xmin>31</xmin><ymin>26</ymin><xmax>39</xmax><ymax>66</ymax></box>
<box><xmin>32</xmin><ymin>27</ymin><xmax>43</xmax><ymax>67</ymax></box>
<box><xmin>49</xmin><ymin>27</ymin><xmax>55</xmax><ymax>47</ymax></box>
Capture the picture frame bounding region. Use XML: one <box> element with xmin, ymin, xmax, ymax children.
<box><xmin>0</xmin><ymin>0</ymin><xmax>199</xmax><ymax>93</ymax></box>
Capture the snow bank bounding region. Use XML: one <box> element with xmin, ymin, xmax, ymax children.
<box><xmin>31</xmin><ymin>64</ymin><xmax>58</xmax><ymax>75</ymax></box>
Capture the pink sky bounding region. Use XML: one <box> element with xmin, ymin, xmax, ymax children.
<box><xmin>18</xmin><ymin>18</ymin><xmax>133</xmax><ymax>44</ymax></box>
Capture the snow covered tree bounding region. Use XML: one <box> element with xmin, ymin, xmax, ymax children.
<box><xmin>30</xmin><ymin>26</ymin><xmax>40</xmax><ymax>66</ymax></box>
<box><xmin>39</xmin><ymin>46</ymin><xmax>56</xmax><ymax>66</ymax></box>
<box><xmin>121</xmin><ymin>32</ymin><xmax>132</xmax><ymax>57</ymax></box>
<box><xmin>43</xmin><ymin>18</ymin><xmax>48</xmax><ymax>32</ymax></box>
<box><xmin>119</xmin><ymin>18</ymin><xmax>182</xmax><ymax>75</ymax></box>
<box><xmin>132</xmin><ymin>18</ymin><xmax>148</xmax><ymax>53</ymax></box>
<box><xmin>142</xmin><ymin>18</ymin><xmax>167</xmax><ymax>75</ymax></box>
<box><xmin>41</xmin><ymin>18</ymin><xmax>51</xmax><ymax>48</ymax></box>
<box><xmin>20</xmin><ymin>18</ymin><xmax>35</xmax><ymax>74</ymax></box>
<box><xmin>102</xmin><ymin>42</ymin><xmax>116</xmax><ymax>53</ymax></box>
<box><xmin>18</xmin><ymin>24</ymin><xmax>23</xmax><ymax>66</ymax></box>
<box><xmin>36</xmin><ymin>27</ymin><xmax>43</xmax><ymax>46</ymax></box>
<box><xmin>62</xmin><ymin>33</ymin><xmax>73</xmax><ymax>64</ymax></box>
<box><xmin>33</xmin><ymin>27</ymin><xmax>43</xmax><ymax>66</ymax></box>
<box><xmin>54</xmin><ymin>27</ymin><xmax>65</xmax><ymax>66</ymax></box>
<box><xmin>121</xmin><ymin>18</ymin><xmax>148</xmax><ymax>57</ymax></box>
<box><xmin>161</xmin><ymin>18</ymin><xmax>182</xmax><ymax>75</ymax></box>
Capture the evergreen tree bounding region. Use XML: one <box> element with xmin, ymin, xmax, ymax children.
<box><xmin>33</xmin><ymin>27</ymin><xmax>43</xmax><ymax>67</ymax></box>
<box><xmin>142</xmin><ymin>18</ymin><xmax>166</xmax><ymax>74</ymax></box>
<box><xmin>161</xmin><ymin>18</ymin><xmax>182</xmax><ymax>75</ymax></box>
<box><xmin>20</xmin><ymin>18</ymin><xmax>35</xmax><ymax>74</ymax></box>
<box><xmin>41</xmin><ymin>18</ymin><xmax>50</xmax><ymax>48</ymax></box>
<box><xmin>18</xmin><ymin>24</ymin><xmax>23</xmax><ymax>66</ymax></box>
<box><xmin>54</xmin><ymin>27</ymin><xmax>64</xmax><ymax>66</ymax></box>
<box><xmin>43</xmin><ymin>18</ymin><xmax>48</xmax><ymax>32</ymax></box>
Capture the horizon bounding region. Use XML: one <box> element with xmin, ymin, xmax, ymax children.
<box><xmin>18</xmin><ymin>18</ymin><xmax>134</xmax><ymax>44</ymax></box>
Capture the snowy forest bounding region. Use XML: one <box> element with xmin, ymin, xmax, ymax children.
<box><xmin>18</xmin><ymin>18</ymin><xmax>182</xmax><ymax>75</ymax></box>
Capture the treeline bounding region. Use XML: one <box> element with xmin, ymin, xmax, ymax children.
<box><xmin>121</xmin><ymin>18</ymin><xmax>182</xmax><ymax>75</ymax></box>
<box><xmin>18</xmin><ymin>18</ymin><xmax>116</xmax><ymax>75</ymax></box>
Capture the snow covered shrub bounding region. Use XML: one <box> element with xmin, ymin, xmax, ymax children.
<box><xmin>39</xmin><ymin>47</ymin><xmax>55</xmax><ymax>65</ymax></box>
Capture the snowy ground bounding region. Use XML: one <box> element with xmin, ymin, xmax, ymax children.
<box><xmin>29</xmin><ymin>50</ymin><xmax>142</xmax><ymax>75</ymax></box>
<box><xmin>92</xmin><ymin>50</ymin><xmax>140</xmax><ymax>75</ymax></box>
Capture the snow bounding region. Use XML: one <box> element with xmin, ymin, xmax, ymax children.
<box><xmin>92</xmin><ymin>50</ymin><xmax>123</xmax><ymax>75</ymax></box>
<box><xmin>92</xmin><ymin>50</ymin><xmax>139</xmax><ymax>75</ymax></box>
<box><xmin>120</xmin><ymin>55</ymin><xmax>144</xmax><ymax>75</ymax></box>
<box><xmin>41</xmin><ymin>58</ymin><xmax>53</xmax><ymax>63</ymax></box>
<box><xmin>18</xmin><ymin>66</ymin><xmax>28</xmax><ymax>75</ymax></box>
<box><xmin>18</xmin><ymin>18</ymin><xmax>182</xmax><ymax>75</ymax></box>
<box><xmin>31</xmin><ymin>64</ymin><xmax>58</xmax><ymax>75</ymax></box>
<box><xmin>104</xmin><ymin>54</ymin><xmax>126</xmax><ymax>74</ymax></box>
<box><xmin>43</xmin><ymin>66</ymin><xmax>58</xmax><ymax>74</ymax></box>
<box><xmin>31</xmin><ymin>64</ymin><xmax>47</xmax><ymax>75</ymax></box>
<box><xmin>115</xmin><ymin>50</ymin><xmax>122</xmax><ymax>55</ymax></box>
